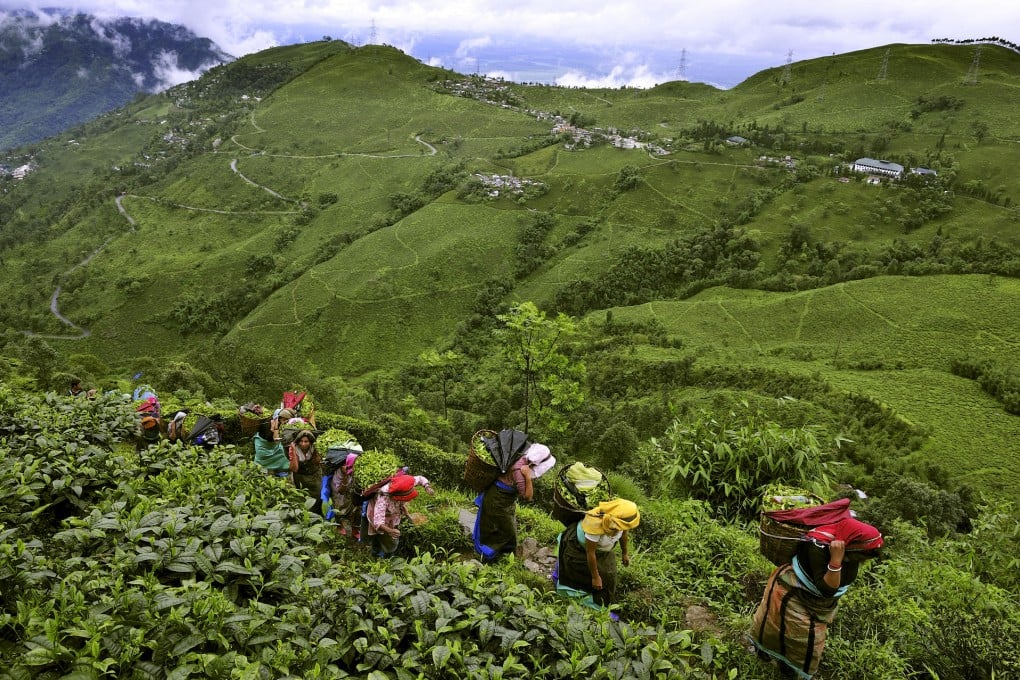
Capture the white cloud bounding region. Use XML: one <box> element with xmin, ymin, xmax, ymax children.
<box><xmin>3</xmin><ymin>0</ymin><xmax>1019</xmax><ymax>87</ymax></box>
<box><xmin>455</xmin><ymin>35</ymin><xmax>492</xmax><ymax>59</ymax></box>
<box><xmin>555</xmin><ymin>63</ymin><xmax>673</xmax><ymax>90</ymax></box>
<box><xmin>90</xmin><ymin>16</ymin><xmax>133</xmax><ymax>58</ymax></box>
<box><xmin>149</xmin><ymin>49</ymin><xmax>207</xmax><ymax>90</ymax></box>
<box><xmin>0</xmin><ymin>9</ymin><xmax>46</xmax><ymax>58</ymax></box>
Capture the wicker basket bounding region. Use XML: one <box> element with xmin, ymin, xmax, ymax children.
<box><xmin>758</xmin><ymin>514</ymin><xmax>810</xmax><ymax>566</ymax></box>
<box><xmin>552</xmin><ymin>485</ymin><xmax>587</xmax><ymax>525</ymax></box>
<box><xmin>463</xmin><ymin>430</ymin><xmax>499</xmax><ymax>492</ymax></box>
<box><xmin>239</xmin><ymin>413</ymin><xmax>270</xmax><ymax>438</ymax></box>
<box><xmin>552</xmin><ymin>463</ymin><xmax>611</xmax><ymax>526</ymax></box>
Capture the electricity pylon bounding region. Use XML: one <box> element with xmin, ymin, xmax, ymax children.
<box><xmin>964</xmin><ymin>45</ymin><xmax>982</xmax><ymax>85</ymax></box>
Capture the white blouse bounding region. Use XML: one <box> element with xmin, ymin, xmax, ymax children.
<box><xmin>584</xmin><ymin>530</ymin><xmax>623</xmax><ymax>552</ymax></box>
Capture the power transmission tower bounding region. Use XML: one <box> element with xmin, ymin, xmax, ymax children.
<box><xmin>675</xmin><ymin>48</ymin><xmax>687</xmax><ymax>80</ymax></box>
<box><xmin>964</xmin><ymin>45</ymin><xmax>982</xmax><ymax>85</ymax></box>
<box><xmin>781</xmin><ymin>49</ymin><xmax>793</xmax><ymax>85</ymax></box>
<box><xmin>369</xmin><ymin>20</ymin><xmax>377</xmax><ymax>44</ymax></box>
<box><xmin>876</xmin><ymin>48</ymin><xmax>889</xmax><ymax>81</ymax></box>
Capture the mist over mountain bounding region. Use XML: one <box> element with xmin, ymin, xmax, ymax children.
<box><xmin>0</xmin><ymin>8</ymin><xmax>233</xmax><ymax>150</ymax></box>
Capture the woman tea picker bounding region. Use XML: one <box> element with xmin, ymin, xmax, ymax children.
<box><xmin>749</xmin><ymin>515</ymin><xmax>883</xmax><ymax>679</ymax></box>
<box><xmin>364</xmin><ymin>472</ymin><xmax>434</xmax><ymax>558</ymax></box>
<box><xmin>473</xmin><ymin>443</ymin><xmax>555</xmax><ymax>562</ymax></box>
<box><xmin>287</xmin><ymin>430</ymin><xmax>324</xmax><ymax>514</ymax></box>
<box><xmin>253</xmin><ymin>420</ymin><xmax>290</xmax><ymax>479</ymax></box>
<box><xmin>555</xmin><ymin>498</ymin><xmax>641</xmax><ymax>609</ymax></box>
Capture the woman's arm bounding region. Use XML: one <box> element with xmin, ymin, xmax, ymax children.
<box><xmin>822</xmin><ymin>539</ymin><xmax>846</xmax><ymax>590</ymax></box>
<box><xmin>413</xmin><ymin>476</ymin><xmax>435</xmax><ymax>494</ymax></box>
<box><xmin>586</xmin><ymin>539</ymin><xmax>602</xmax><ymax>590</ymax></box>
<box><xmin>520</xmin><ymin>464</ymin><xmax>534</xmax><ymax>502</ymax></box>
<box><xmin>620</xmin><ymin>530</ymin><xmax>630</xmax><ymax>567</ymax></box>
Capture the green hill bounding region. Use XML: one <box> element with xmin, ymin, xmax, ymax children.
<box><xmin>2</xmin><ymin>39</ymin><xmax>1020</xmax><ymax>680</ymax></box>
<box><xmin>0</xmin><ymin>40</ymin><xmax>1018</xmax><ymax>503</ymax></box>
<box><xmin>597</xmin><ymin>275</ymin><xmax>1020</xmax><ymax>493</ymax></box>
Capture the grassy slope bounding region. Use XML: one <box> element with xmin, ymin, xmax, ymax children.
<box><xmin>598</xmin><ymin>274</ymin><xmax>1020</xmax><ymax>492</ymax></box>
<box><xmin>225</xmin><ymin>203</ymin><xmax>527</xmax><ymax>374</ymax></box>
<box><xmin>3</xmin><ymin>41</ymin><xmax>1020</xmax><ymax>496</ymax></box>
<box><xmin>508</xmin><ymin>44</ymin><xmax>1020</xmax><ymax>139</ymax></box>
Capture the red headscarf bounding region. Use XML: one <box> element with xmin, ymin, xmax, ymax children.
<box><xmin>805</xmin><ymin>517</ymin><xmax>883</xmax><ymax>552</ymax></box>
<box><xmin>387</xmin><ymin>474</ymin><xmax>418</xmax><ymax>501</ymax></box>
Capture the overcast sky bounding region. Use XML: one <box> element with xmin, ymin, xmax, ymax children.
<box><xmin>3</xmin><ymin>1</ymin><xmax>1018</xmax><ymax>88</ymax></box>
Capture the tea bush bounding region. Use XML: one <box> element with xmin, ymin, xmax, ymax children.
<box><xmin>3</xmin><ymin>383</ymin><xmax>1018</xmax><ymax>679</ymax></box>
<box><xmin>0</xmin><ymin>386</ymin><xmax>736</xmax><ymax>678</ymax></box>
<box><xmin>824</xmin><ymin>520</ymin><xmax>1020</xmax><ymax>680</ymax></box>
<box><xmin>636</xmin><ymin>404</ymin><xmax>832</xmax><ymax>521</ymax></box>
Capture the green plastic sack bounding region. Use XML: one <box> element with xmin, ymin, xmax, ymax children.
<box><xmin>565</xmin><ymin>462</ymin><xmax>602</xmax><ymax>490</ymax></box>
<box><xmin>254</xmin><ymin>433</ymin><xmax>290</xmax><ymax>472</ymax></box>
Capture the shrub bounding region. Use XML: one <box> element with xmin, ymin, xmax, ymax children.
<box><xmin>831</xmin><ymin>521</ymin><xmax>1020</xmax><ymax>680</ymax></box>
<box><xmin>862</xmin><ymin>471</ymin><xmax>969</xmax><ymax>537</ymax></box>
<box><xmin>636</xmin><ymin>403</ymin><xmax>832</xmax><ymax>521</ymax></box>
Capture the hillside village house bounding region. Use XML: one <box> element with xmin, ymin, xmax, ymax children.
<box><xmin>851</xmin><ymin>157</ymin><xmax>904</xmax><ymax>178</ymax></box>
<box><xmin>12</xmin><ymin>163</ymin><xmax>33</xmax><ymax>179</ymax></box>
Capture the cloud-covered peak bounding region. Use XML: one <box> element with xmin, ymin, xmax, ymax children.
<box><xmin>0</xmin><ymin>8</ymin><xmax>234</xmax><ymax>149</ymax></box>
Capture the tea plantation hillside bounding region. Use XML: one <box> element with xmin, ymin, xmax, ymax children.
<box><xmin>1</xmin><ymin>384</ymin><xmax>1018</xmax><ymax>679</ymax></box>
<box><xmin>591</xmin><ymin>274</ymin><xmax>1020</xmax><ymax>494</ymax></box>
<box><xmin>0</xmin><ymin>41</ymin><xmax>1018</xmax><ymax>514</ymax></box>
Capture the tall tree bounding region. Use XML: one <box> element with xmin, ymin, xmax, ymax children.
<box><xmin>495</xmin><ymin>301</ymin><xmax>584</xmax><ymax>436</ymax></box>
<box><xmin>418</xmin><ymin>348</ymin><xmax>464</xmax><ymax>418</ymax></box>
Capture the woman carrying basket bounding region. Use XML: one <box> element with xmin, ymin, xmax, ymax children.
<box><xmin>288</xmin><ymin>430</ymin><xmax>324</xmax><ymax>514</ymax></box>
<box><xmin>554</xmin><ymin>498</ymin><xmax>640</xmax><ymax>609</ymax></box>
<box><xmin>364</xmin><ymin>472</ymin><xmax>434</xmax><ymax>558</ymax></box>
<box><xmin>253</xmin><ymin>420</ymin><xmax>291</xmax><ymax>479</ymax></box>
<box><xmin>472</xmin><ymin>443</ymin><xmax>555</xmax><ymax>562</ymax></box>
<box><xmin>748</xmin><ymin>516</ymin><xmax>883</xmax><ymax>678</ymax></box>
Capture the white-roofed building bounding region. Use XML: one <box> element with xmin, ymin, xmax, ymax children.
<box><xmin>851</xmin><ymin>158</ymin><xmax>904</xmax><ymax>178</ymax></box>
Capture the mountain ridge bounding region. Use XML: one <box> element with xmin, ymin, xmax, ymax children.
<box><xmin>0</xmin><ymin>8</ymin><xmax>232</xmax><ymax>150</ymax></box>
<box><xmin>0</xmin><ymin>39</ymin><xmax>1017</xmax><ymax>502</ymax></box>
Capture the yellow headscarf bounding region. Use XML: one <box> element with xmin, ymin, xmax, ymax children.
<box><xmin>581</xmin><ymin>498</ymin><xmax>641</xmax><ymax>535</ymax></box>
